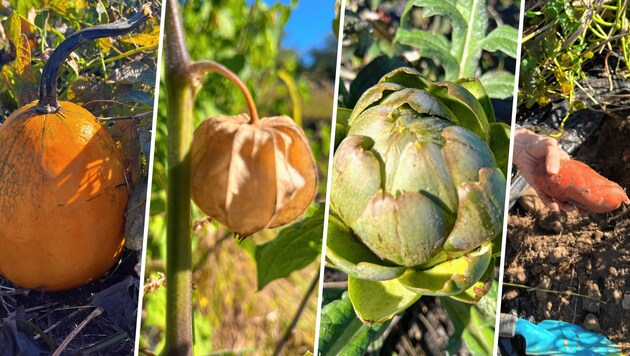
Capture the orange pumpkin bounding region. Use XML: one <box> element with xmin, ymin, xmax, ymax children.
<box><xmin>0</xmin><ymin>5</ymin><xmax>151</xmax><ymax>291</ymax></box>
<box><xmin>0</xmin><ymin>101</ymin><xmax>129</xmax><ymax>291</ymax></box>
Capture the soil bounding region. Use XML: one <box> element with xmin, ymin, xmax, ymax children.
<box><xmin>0</xmin><ymin>249</ymin><xmax>140</xmax><ymax>355</ymax></box>
<box><xmin>502</xmin><ymin>116</ymin><xmax>630</xmax><ymax>353</ymax></box>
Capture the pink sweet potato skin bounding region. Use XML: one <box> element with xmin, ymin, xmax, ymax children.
<box><xmin>534</xmin><ymin>159</ymin><xmax>630</xmax><ymax>213</ymax></box>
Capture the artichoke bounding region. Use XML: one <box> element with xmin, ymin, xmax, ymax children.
<box><xmin>327</xmin><ymin>67</ymin><xmax>509</xmax><ymax>324</ymax></box>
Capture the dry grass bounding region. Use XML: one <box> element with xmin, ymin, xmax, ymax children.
<box><xmin>193</xmin><ymin>227</ymin><xmax>319</xmax><ymax>355</ymax></box>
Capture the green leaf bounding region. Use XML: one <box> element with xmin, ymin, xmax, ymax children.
<box><xmin>348</xmin><ymin>276</ymin><xmax>421</xmax><ymax>324</ymax></box>
<box><xmin>255</xmin><ymin>207</ymin><xmax>324</xmax><ymax>290</ymax></box>
<box><xmin>455</xmin><ymin>0</ymin><xmax>488</xmax><ymax>78</ymax></box>
<box><xmin>401</xmin><ymin>0</ymin><xmax>467</xmax><ymax>66</ymax></box>
<box><xmin>394</xmin><ymin>28</ymin><xmax>459</xmax><ymax>80</ymax></box>
<box><xmin>456</xmin><ymin>77</ymin><xmax>496</xmax><ymax>123</ymax></box>
<box><xmin>318</xmin><ymin>292</ymin><xmax>388</xmax><ymax>355</ymax></box>
<box><xmin>397</xmin><ymin>0</ymin><xmax>517</xmax><ymax>98</ymax></box>
<box><xmin>7</xmin><ymin>11</ymin><xmax>21</xmax><ymax>49</ymax></box>
<box><xmin>479</xmin><ymin>70</ymin><xmax>516</xmax><ymax>100</ymax></box>
<box><xmin>10</xmin><ymin>0</ymin><xmax>46</xmax><ymax>16</ymax></box>
<box><xmin>488</xmin><ymin>122</ymin><xmax>511</xmax><ymax>177</ymax></box>
<box><xmin>448</xmin><ymin>258</ymin><xmax>494</xmax><ymax>303</ymax></box>
<box><xmin>482</xmin><ymin>25</ymin><xmax>519</xmax><ymax>58</ymax></box>
<box><xmin>441</xmin><ymin>281</ymin><xmax>497</xmax><ymax>355</ymax></box>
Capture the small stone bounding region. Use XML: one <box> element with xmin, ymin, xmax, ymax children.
<box><xmin>623</xmin><ymin>295</ymin><xmax>630</xmax><ymax>310</ymax></box>
<box><xmin>538</xmin><ymin>212</ymin><xmax>563</xmax><ymax>234</ymax></box>
<box><xmin>613</xmin><ymin>290</ymin><xmax>622</xmax><ymax>305</ymax></box>
<box><xmin>503</xmin><ymin>289</ymin><xmax>519</xmax><ymax>301</ymax></box>
<box><xmin>536</xmin><ymin>275</ymin><xmax>551</xmax><ymax>302</ymax></box>
<box><xmin>512</xmin><ymin>266</ymin><xmax>528</xmax><ymax>284</ymax></box>
<box><xmin>519</xmin><ymin>187</ymin><xmax>547</xmax><ymax>214</ymax></box>
<box><xmin>583</xmin><ymin>313</ymin><xmax>601</xmax><ymax>332</ymax></box>
<box><xmin>577</xmin><ymin>237</ymin><xmax>592</xmax><ymax>246</ymax></box>
<box><xmin>609</xmin><ymin>267</ymin><xmax>618</xmax><ymax>277</ymax></box>
<box><xmin>592</xmin><ymin>231</ymin><xmax>603</xmax><ymax>242</ymax></box>
<box><xmin>549</xmin><ymin>247</ymin><xmax>568</xmax><ymax>264</ymax></box>
<box><xmin>583</xmin><ymin>281</ymin><xmax>602</xmax><ymax>313</ymax></box>
<box><xmin>584</xmin><ymin>260</ymin><xmax>592</xmax><ymax>272</ymax></box>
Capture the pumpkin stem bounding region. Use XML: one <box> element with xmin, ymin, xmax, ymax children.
<box><xmin>36</xmin><ymin>4</ymin><xmax>153</xmax><ymax>114</ymax></box>
<box><xmin>187</xmin><ymin>61</ymin><xmax>260</xmax><ymax>124</ymax></box>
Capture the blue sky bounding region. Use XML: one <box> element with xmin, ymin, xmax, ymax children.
<box><xmin>247</xmin><ymin>0</ymin><xmax>336</xmax><ymax>63</ymax></box>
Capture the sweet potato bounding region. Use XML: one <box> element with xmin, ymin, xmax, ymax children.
<box><xmin>534</xmin><ymin>159</ymin><xmax>629</xmax><ymax>213</ymax></box>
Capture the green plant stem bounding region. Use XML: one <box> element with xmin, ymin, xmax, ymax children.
<box><xmin>502</xmin><ymin>282</ymin><xmax>606</xmax><ymax>303</ymax></box>
<box><xmin>164</xmin><ymin>0</ymin><xmax>194</xmax><ymax>354</ymax></box>
<box><xmin>164</xmin><ymin>80</ymin><xmax>194</xmax><ymax>356</ymax></box>
<box><xmin>162</xmin><ymin>1</ymin><xmax>260</xmax><ymax>353</ymax></box>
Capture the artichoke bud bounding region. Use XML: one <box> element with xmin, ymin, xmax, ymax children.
<box><xmin>331</xmin><ymin>67</ymin><xmax>505</xmax><ymax>269</ymax></box>
<box><xmin>191</xmin><ymin>113</ymin><xmax>317</xmax><ymax>237</ymax></box>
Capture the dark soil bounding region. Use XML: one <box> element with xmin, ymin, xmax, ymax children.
<box><xmin>0</xmin><ymin>249</ymin><xmax>140</xmax><ymax>355</ymax></box>
<box><xmin>502</xmin><ymin>116</ymin><xmax>630</xmax><ymax>353</ymax></box>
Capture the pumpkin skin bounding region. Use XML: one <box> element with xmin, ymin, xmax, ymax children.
<box><xmin>191</xmin><ymin>114</ymin><xmax>317</xmax><ymax>237</ymax></box>
<box><xmin>0</xmin><ymin>101</ymin><xmax>129</xmax><ymax>291</ymax></box>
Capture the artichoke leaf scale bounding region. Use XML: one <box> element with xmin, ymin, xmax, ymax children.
<box><xmin>441</xmin><ymin>125</ymin><xmax>496</xmax><ymax>187</ymax></box>
<box><xmin>389</xmin><ymin>140</ymin><xmax>458</xmax><ymax>216</ymax></box>
<box><xmin>379</xmin><ymin>88</ymin><xmax>457</xmax><ymax>124</ymax></box>
<box><xmin>351</xmin><ymin>190</ymin><xmax>450</xmax><ymax>267</ymax></box>
<box><xmin>330</xmin><ymin>135</ymin><xmax>383</xmax><ymax>226</ymax></box>
<box><xmin>444</xmin><ymin>167</ymin><xmax>506</xmax><ymax>251</ymax></box>
<box><xmin>349</xmin><ymin>82</ymin><xmax>406</xmax><ymax>124</ymax></box>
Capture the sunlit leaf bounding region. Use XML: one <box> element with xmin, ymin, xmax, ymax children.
<box><xmin>119</xmin><ymin>26</ymin><xmax>161</xmax><ymax>48</ymax></box>
<box><xmin>7</xmin><ymin>11</ymin><xmax>21</xmax><ymax>48</ymax></box>
<box><xmin>394</xmin><ymin>28</ymin><xmax>459</xmax><ymax>80</ymax></box>
<box><xmin>348</xmin><ymin>277</ymin><xmax>421</xmax><ymax>324</ymax></box>
<box><xmin>318</xmin><ymin>292</ymin><xmax>388</xmax><ymax>355</ymax></box>
<box><xmin>255</xmin><ymin>207</ymin><xmax>324</xmax><ymax>290</ymax></box>
<box><xmin>14</xmin><ymin>34</ymin><xmax>30</xmax><ymax>75</ymax></box>
<box><xmin>479</xmin><ymin>70</ymin><xmax>516</xmax><ymax>100</ymax></box>
<box><xmin>396</xmin><ymin>0</ymin><xmax>517</xmax><ymax>96</ymax></box>
<box><xmin>49</xmin><ymin>0</ymin><xmax>87</xmax><ymax>18</ymax></box>
<box><xmin>442</xmin><ymin>281</ymin><xmax>497</xmax><ymax>354</ymax></box>
<box><xmin>98</xmin><ymin>37</ymin><xmax>112</xmax><ymax>54</ymax></box>
<box><xmin>110</xmin><ymin>61</ymin><xmax>157</xmax><ymax>86</ymax></box>
<box><xmin>482</xmin><ymin>25</ymin><xmax>519</xmax><ymax>58</ymax></box>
